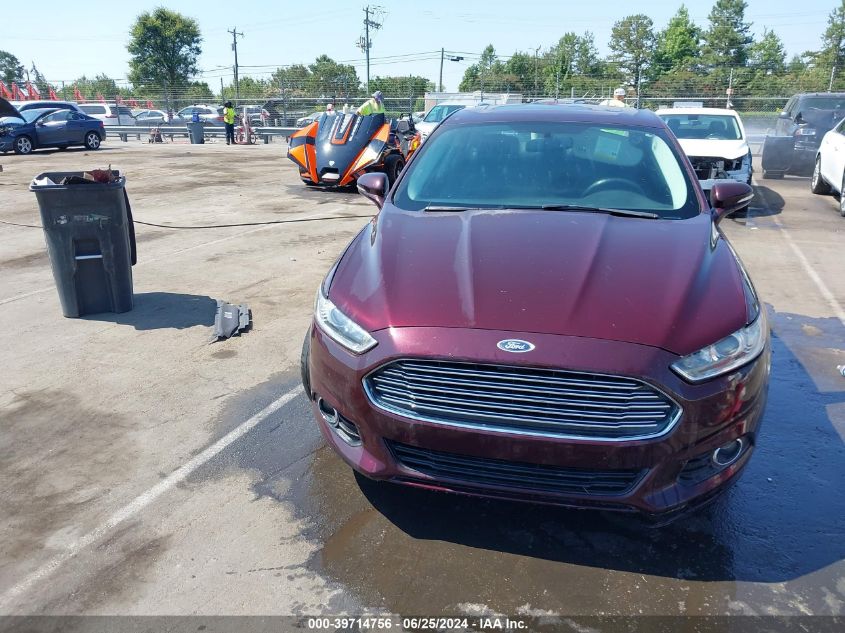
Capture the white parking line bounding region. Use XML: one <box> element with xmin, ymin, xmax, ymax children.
<box><xmin>0</xmin><ymin>208</ymin><xmax>359</xmax><ymax>306</ymax></box>
<box><xmin>774</xmin><ymin>217</ymin><xmax>845</xmax><ymax>327</ymax></box>
<box><xmin>0</xmin><ymin>385</ymin><xmax>304</xmax><ymax>609</ymax></box>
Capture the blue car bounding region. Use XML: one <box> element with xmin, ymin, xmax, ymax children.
<box><xmin>0</xmin><ymin>97</ymin><xmax>105</xmax><ymax>155</ymax></box>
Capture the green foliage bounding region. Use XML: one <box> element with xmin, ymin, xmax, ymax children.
<box><xmin>59</xmin><ymin>74</ymin><xmax>122</xmax><ymax>101</ymax></box>
<box><xmin>609</xmin><ymin>14</ymin><xmax>657</xmax><ymax>88</ymax></box>
<box><xmin>221</xmin><ymin>77</ymin><xmax>270</xmax><ymax>101</ymax></box>
<box><xmin>749</xmin><ymin>29</ymin><xmax>786</xmax><ymax>74</ymax></box>
<box><xmin>370</xmin><ymin>75</ymin><xmax>434</xmax><ymax>99</ymax></box>
<box><xmin>127</xmin><ymin>8</ymin><xmax>202</xmax><ymax>100</ymax></box>
<box><xmin>0</xmin><ymin>50</ymin><xmax>24</xmax><ymax>86</ymax></box>
<box><xmin>653</xmin><ymin>6</ymin><xmax>701</xmax><ymax>74</ymax></box>
<box><xmin>702</xmin><ymin>0</ymin><xmax>753</xmax><ymax>67</ymax></box>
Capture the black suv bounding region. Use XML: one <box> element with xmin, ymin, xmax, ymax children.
<box><xmin>761</xmin><ymin>92</ymin><xmax>845</xmax><ymax>178</ymax></box>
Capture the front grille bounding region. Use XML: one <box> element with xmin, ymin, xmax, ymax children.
<box><xmin>365</xmin><ymin>360</ymin><xmax>680</xmax><ymax>440</ymax></box>
<box><xmin>387</xmin><ymin>441</ymin><xmax>644</xmax><ymax>496</ymax></box>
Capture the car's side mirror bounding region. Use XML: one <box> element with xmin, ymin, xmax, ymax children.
<box><xmin>778</xmin><ymin>111</ymin><xmax>790</xmax><ymax>119</ymax></box>
<box><xmin>795</xmin><ymin>112</ymin><xmax>804</xmax><ymax>124</ymax></box>
<box><xmin>710</xmin><ymin>181</ymin><xmax>753</xmax><ymax>221</ymax></box>
<box><xmin>357</xmin><ymin>172</ymin><xmax>388</xmax><ymax>209</ymax></box>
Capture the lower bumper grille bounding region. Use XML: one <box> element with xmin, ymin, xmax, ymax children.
<box><xmin>387</xmin><ymin>441</ymin><xmax>644</xmax><ymax>496</ymax></box>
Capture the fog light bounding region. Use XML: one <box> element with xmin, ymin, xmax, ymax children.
<box><xmin>712</xmin><ymin>438</ymin><xmax>745</xmax><ymax>467</ymax></box>
<box><xmin>317</xmin><ymin>397</ymin><xmax>339</xmax><ymax>427</ymax></box>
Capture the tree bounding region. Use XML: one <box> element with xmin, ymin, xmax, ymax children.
<box><xmin>61</xmin><ymin>74</ymin><xmax>122</xmax><ymax>101</ymax></box>
<box><xmin>0</xmin><ymin>50</ymin><xmax>24</xmax><ymax>86</ymax></box>
<box><xmin>127</xmin><ymin>8</ymin><xmax>202</xmax><ymax>109</ymax></box>
<box><xmin>459</xmin><ymin>45</ymin><xmax>503</xmax><ymax>91</ymax></box>
<box><xmin>308</xmin><ymin>55</ymin><xmax>360</xmax><ymax>97</ymax></box>
<box><xmin>653</xmin><ymin>6</ymin><xmax>701</xmax><ymax>75</ymax></box>
<box><xmin>609</xmin><ymin>15</ymin><xmax>656</xmax><ymax>90</ymax></box>
<box><xmin>749</xmin><ymin>29</ymin><xmax>786</xmax><ymax>74</ymax></box>
<box><xmin>702</xmin><ymin>0</ymin><xmax>753</xmax><ymax>67</ymax></box>
<box><xmin>271</xmin><ymin>64</ymin><xmax>312</xmax><ymax>95</ymax></box>
<box><xmin>815</xmin><ymin>1</ymin><xmax>845</xmax><ymax>80</ymax></box>
<box><xmin>222</xmin><ymin>77</ymin><xmax>269</xmax><ymax>102</ymax></box>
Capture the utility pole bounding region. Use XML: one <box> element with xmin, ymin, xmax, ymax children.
<box><xmin>440</xmin><ymin>48</ymin><xmax>445</xmax><ymax>92</ymax></box>
<box><xmin>357</xmin><ymin>6</ymin><xmax>383</xmax><ymax>94</ymax></box>
<box><xmin>727</xmin><ymin>67</ymin><xmax>734</xmax><ymax>108</ymax></box>
<box><xmin>228</xmin><ymin>27</ymin><xmax>244</xmax><ymax>102</ymax></box>
<box><xmin>533</xmin><ymin>46</ymin><xmax>540</xmax><ymax>98</ymax></box>
<box><xmin>829</xmin><ymin>65</ymin><xmax>837</xmax><ymax>92</ymax></box>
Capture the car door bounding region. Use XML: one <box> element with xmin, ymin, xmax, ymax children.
<box><xmin>65</xmin><ymin>111</ymin><xmax>88</xmax><ymax>143</ymax></box>
<box><xmin>35</xmin><ymin>110</ymin><xmax>72</xmax><ymax>146</ymax></box>
<box><xmin>821</xmin><ymin>118</ymin><xmax>845</xmax><ymax>189</ymax></box>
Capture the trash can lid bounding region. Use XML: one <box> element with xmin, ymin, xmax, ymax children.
<box><xmin>30</xmin><ymin>171</ymin><xmax>125</xmax><ymax>191</ymax></box>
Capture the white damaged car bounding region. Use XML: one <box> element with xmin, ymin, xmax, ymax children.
<box><xmin>656</xmin><ymin>107</ymin><xmax>752</xmax><ymax>193</ymax></box>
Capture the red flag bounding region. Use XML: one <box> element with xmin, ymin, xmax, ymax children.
<box><xmin>26</xmin><ymin>82</ymin><xmax>40</xmax><ymax>99</ymax></box>
<box><xmin>116</xmin><ymin>95</ymin><xmax>123</xmax><ymax>105</ymax></box>
<box><xmin>11</xmin><ymin>83</ymin><xmax>25</xmax><ymax>100</ymax></box>
<box><xmin>129</xmin><ymin>99</ymin><xmax>139</xmax><ymax>108</ymax></box>
<box><xmin>97</xmin><ymin>93</ymin><xmax>105</xmax><ymax>103</ymax></box>
<box><xmin>146</xmin><ymin>100</ymin><xmax>154</xmax><ymax>109</ymax></box>
<box><xmin>0</xmin><ymin>82</ymin><xmax>10</xmax><ymax>99</ymax></box>
<box><xmin>48</xmin><ymin>87</ymin><xmax>58</xmax><ymax>100</ymax></box>
<box><xmin>74</xmin><ymin>86</ymin><xmax>84</xmax><ymax>102</ymax></box>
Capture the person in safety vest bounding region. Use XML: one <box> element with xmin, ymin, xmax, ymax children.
<box><xmin>223</xmin><ymin>101</ymin><xmax>236</xmax><ymax>145</ymax></box>
<box><xmin>600</xmin><ymin>88</ymin><xmax>630</xmax><ymax>108</ymax></box>
<box><xmin>357</xmin><ymin>91</ymin><xmax>386</xmax><ymax>115</ymax></box>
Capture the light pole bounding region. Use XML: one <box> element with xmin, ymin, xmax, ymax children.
<box><xmin>533</xmin><ymin>46</ymin><xmax>540</xmax><ymax>97</ymax></box>
<box><xmin>439</xmin><ymin>50</ymin><xmax>464</xmax><ymax>93</ymax></box>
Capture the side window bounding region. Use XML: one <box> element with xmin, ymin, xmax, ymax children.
<box><xmin>42</xmin><ymin>111</ymin><xmax>70</xmax><ymax>123</ymax></box>
<box><xmin>836</xmin><ymin>118</ymin><xmax>845</xmax><ymax>134</ymax></box>
<box><xmin>67</xmin><ymin>112</ymin><xmax>81</xmax><ymax>121</ymax></box>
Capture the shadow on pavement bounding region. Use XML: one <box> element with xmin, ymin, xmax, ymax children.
<box><xmin>82</xmin><ymin>291</ymin><xmax>216</xmax><ymax>330</ymax></box>
<box><xmin>352</xmin><ymin>307</ymin><xmax>845</xmax><ymax>584</ymax></box>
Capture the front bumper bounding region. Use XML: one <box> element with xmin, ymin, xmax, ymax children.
<box><xmin>306</xmin><ymin>324</ymin><xmax>770</xmax><ymax>519</ymax></box>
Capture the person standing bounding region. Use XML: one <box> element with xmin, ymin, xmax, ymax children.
<box><xmin>223</xmin><ymin>101</ymin><xmax>236</xmax><ymax>145</ymax></box>
<box><xmin>356</xmin><ymin>91</ymin><xmax>386</xmax><ymax>115</ymax></box>
<box><xmin>600</xmin><ymin>88</ymin><xmax>630</xmax><ymax>108</ymax></box>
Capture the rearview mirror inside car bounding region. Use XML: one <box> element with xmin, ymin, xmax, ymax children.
<box><xmin>357</xmin><ymin>172</ymin><xmax>388</xmax><ymax>210</ymax></box>
<box><xmin>710</xmin><ymin>181</ymin><xmax>753</xmax><ymax>221</ymax></box>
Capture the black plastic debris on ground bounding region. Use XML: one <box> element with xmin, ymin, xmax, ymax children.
<box><xmin>212</xmin><ymin>300</ymin><xmax>251</xmax><ymax>341</ymax></box>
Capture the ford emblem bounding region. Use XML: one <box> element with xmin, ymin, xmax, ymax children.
<box><xmin>497</xmin><ymin>339</ymin><xmax>535</xmax><ymax>353</ymax></box>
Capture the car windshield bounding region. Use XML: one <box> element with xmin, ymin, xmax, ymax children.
<box><xmin>19</xmin><ymin>109</ymin><xmax>53</xmax><ymax>123</ymax></box>
<box><xmin>424</xmin><ymin>105</ymin><xmax>464</xmax><ymax>123</ymax></box>
<box><xmin>659</xmin><ymin>114</ymin><xmax>742</xmax><ymax>140</ymax></box>
<box><xmin>802</xmin><ymin>97</ymin><xmax>845</xmax><ymax>111</ymax></box>
<box><xmin>393</xmin><ymin>121</ymin><xmax>699</xmax><ymax>218</ymax></box>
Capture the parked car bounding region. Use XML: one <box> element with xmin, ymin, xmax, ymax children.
<box><xmin>656</xmin><ymin>107</ymin><xmax>752</xmax><ymax>195</ymax></box>
<box><xmin>0</xmin><ymin>98</ymin><xmax>105</xmax><ymax>154</ymax></box>
<box><xmin>133</xmin><ymin>109</ymin><xmax>168</xmax><ymax>126</ymax></box>
<box><xmin>810</xmin><ymin>117</ymin><xmax>845</xmax><ymax>216</ymax></box>
<box><xmin>415</xmin><ymin>102</ymin><xmax>467</xmax><ymax>141</ymax></box>
<box><xmin>77</xmin><ymin>103</ymin><xmax>135</xmax><ymax>126</ymax></box>
<box><xmin>301</xmin><ymin>104</ymin><xmax>767</xmax><ymax>522</ymax></box>
<box><xmin>10</xmin><ymin>100</ymin><xmax>83</xmax><ymax>113</ymax></box>
<box><xmin>241</xmin><ymin>105</ymin><xmax>269</xmax><ymax>126</ymax></box>
<box><xmin>296</xmin><ymin>111</ymin><xmax>325</xmax><ymax>128</ymax></box>
<box><xmin>761</xmin><ymin>92</ymin><xmax>845</xmax><ymax>178</ymax></box>
<box><xmin>170</xmin><ymin>104</ymin><xmax>224</xmax><ymax>127</ymax></box>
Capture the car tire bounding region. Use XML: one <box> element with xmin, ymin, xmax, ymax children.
<box><xmin>840</xmin><ymin>174</ymin><xmax>845</xmax><ymax>217</ymax></box>
<box><xmin>84</xmin><ymin>132</ymin><xmax>101</xmax><ymax>150</ymax></box>
<box><xmin>762</xmin><ymin>170</ymin><xmax>783</xmax><ymax>180</ymax></box>
<box><xmin>13</xmin><ymin>135</ymin><xmax>33</xmax><ymax>155</ymax></box>
<box><xmin>300</xmin><ymin>328</ymin><xmax>312</xmax><ymax>399</ymax></box>
<box><xmin>385</xmin><ymin>154</ymin><xmax>405</xmax><ymax>187</ymax></box>
<box><xmin>811</xmin><ymin>156</ymin><xmax>831</xmax><ymax>195</ymax></box>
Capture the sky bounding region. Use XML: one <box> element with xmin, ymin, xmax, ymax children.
<box><xmin>1</xmin><ymin>0</ymin><xmax>836</xmax><ymax>92</ymax></box>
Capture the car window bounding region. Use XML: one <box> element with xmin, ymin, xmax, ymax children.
<box><xmin>19</xmin><ymin>109</ymin><xmax>52</xmax><ymax>123</ymax></box>
<box><xmin>424</xmin><ymin>105</ymin><xmax>465</xmax><ymax>123</ymax></box>
<box><xmin>41</xmin><ymin>110</ymin><xmax>70</xmax><ymax>123</ymax></box>
<box><xmin>801</xmin><ymin>97</ymin><xmax>845</xmax><ymax>111</ymax></box>
<box><xmin>67</xmin><ymin>112</ymin><xmax>82</xmax><ymax>121</ymax></box>
<box><xmin>80</xmin><ymin>105</ymin><xmax>107</xmax><ymax>115</ymax></box>
<box><xmin>658</xmin><ymin>114</ymin><xmax>742</xmax><ymax>140</ymax></box>
<box><xmin>117</xmin><ymin>107</ymin><xmax>133</xmax><ymax>115</ymax></box>
<box><xmin>394</xmin><ymin>121</ymin><xmax>698</xmax><ymax>218</ymax></box>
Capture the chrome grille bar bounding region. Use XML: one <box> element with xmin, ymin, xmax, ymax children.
<box><xmin>365</xmin><ymin>360</ymin><xmax>680</xmax><ymax>440</ymax></box>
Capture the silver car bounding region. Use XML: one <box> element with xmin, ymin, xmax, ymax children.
<box><xmin>171</xmin><ymin>105</ymin><xmax>225</xmax><ymax>127</ymax></box>
<box><xmin>133</xmin><ymin>109</ymin><xmax>168</xmax><ymax>126</ymax></box>
<box><xmin>78</xmin><ymin>103</ymin><xmax>135</xmax><ymax>126</ymax></box>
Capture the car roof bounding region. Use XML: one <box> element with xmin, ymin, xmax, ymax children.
<box><xmin>444</xmin><ymin>103</ymin><xmax>665</xmax><ymax>129</ymax></box>
<box><xmin>429</xmin><ymin>102</ymin><xmax>468</xmax><ymax>107</ymax></box>
<box><xmin>796</xmin><ymin>92</ymin><xmax>845</xmax><ymax>98</ymax></box>
<box><xmin>654</xmin><ymin>107</ymin><xmax>741</xmax><ymax>117</ymax></box>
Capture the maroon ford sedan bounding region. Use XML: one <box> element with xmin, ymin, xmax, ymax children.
<box><xmin>301</xmin><ymin>104</ymin><xmax>769</xmax><ymax>521</ymax></box>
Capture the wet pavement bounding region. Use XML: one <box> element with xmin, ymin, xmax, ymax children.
<box><xmin>1</xmin><ymin>144</ymin><xmax>843</xmax><ymax>619</ymax></box>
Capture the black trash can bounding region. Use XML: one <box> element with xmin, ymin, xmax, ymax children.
<box><xmin>30</xmin><ymin>171</ymin><xmax>136</xmax><ymax>318</ymax></box>
<box><xmin>187</xmin><ymin>121</ymin><xmax>205</xmax><ymax>144</ymax></box>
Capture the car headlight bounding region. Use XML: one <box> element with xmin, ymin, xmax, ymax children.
<box><xmin>0</xmin><ymin>126</ymin><xmax>11</xmax><ymax>136</ymax></box>
<box><xmin>671</xmin><ymin>313</ymin><xmax>766</xmax><ymax>383</ymax></box>
<box><xmin>794</xmin><ymin>127</ymin><xmax>816</xmax><ymax>136</ymax></box>
<box><xmin>315</xmin><ymin>289</ymin><xmax>377</xmax><ymax>354</ymax></box>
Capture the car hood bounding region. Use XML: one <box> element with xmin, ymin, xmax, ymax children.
<box><xmin>328</xmin><ymin>208</ymin><xmax>749</xmax><ymax>356</ymax></box>
<box><xmin>676</xmin><ymin>138</ymin><xmax>749</xmax><ymax>160</ymax></box>
<box><xmin>0</xmin><ymin>97</ymin><xmax>23</xmax><ymax>121</ymax></box>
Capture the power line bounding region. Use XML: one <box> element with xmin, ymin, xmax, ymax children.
<box><xmin>357</xmin><ymin>5</ymin><xmax>385</xmax><ymax>94</ymax></box>
<box><xmin>228</xmin><ymin>27</ymin><xmax>244</xmax><ymax>100</ymax></box>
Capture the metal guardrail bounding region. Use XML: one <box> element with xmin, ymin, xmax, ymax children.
<box><xmin>104</xmin><ymin>125</ymin><xmax>299</xmax><ymax>143</ymax></box>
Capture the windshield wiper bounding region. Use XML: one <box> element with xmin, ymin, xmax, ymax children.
<box><xmin>423</xmin><ymin>204</ymin><xmax>505</xmax><ymax>212</ymax></box>
<box><xmin>539</xmin><ymin>204</ymin><xmax>659</xmax><ymax>219</ymax></box>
